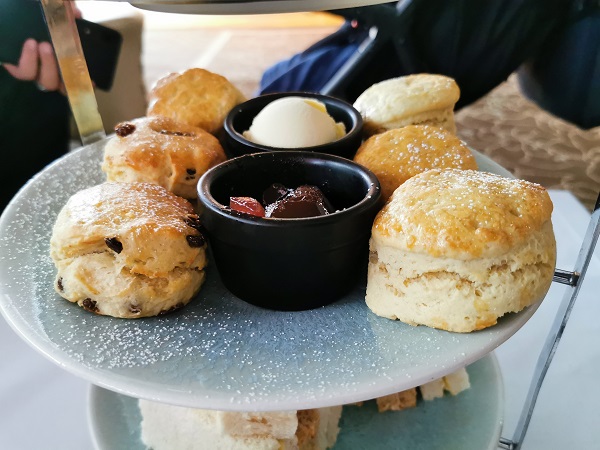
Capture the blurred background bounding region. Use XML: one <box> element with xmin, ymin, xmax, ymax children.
<box><xmin>77</xmin><ymin>1</ymin><xmax>600</xmax><ymax>212</ymax></box>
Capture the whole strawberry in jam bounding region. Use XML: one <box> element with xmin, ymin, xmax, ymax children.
<box><xmin>229</xmin><ymin>197</ymin><xmax>265</xmax><ymax>217</ymax></box>
<box><xmin>229</xmin><ymin>183</ymin><xmax>334</xmax><ymax>219</ymax></box>
<box><xmin>266</xmin><ymin>185</ymin><xmax>333</xmax><ymax>218</ymax></box>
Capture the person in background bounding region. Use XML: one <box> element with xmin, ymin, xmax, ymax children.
<box><xmin>258</xmin><ymin>0</ymin><xmax>574</xmax><ymax>112</ymax></box>
<box><xmin>0</xmin><ymin>3</ymin><xmax>81</xmax><ymax>213</ymax></box>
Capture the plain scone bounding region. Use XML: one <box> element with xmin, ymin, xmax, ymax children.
<box><xmin>138</xmin><ymin>400</ymin><xmax>343</xmax><ymax>450</ymax></box>
<box><xmin>147</xmin><ymin>68</ymin><xmax>246</xmax><ymax>134</ymax></box>
<box><xmin>102</xmin><ymin>116</ymin><xmax>226</xmax><ymax>199</ymax></box>
<box><xmin>50</xmin><ymin>182</ymin><xmax>207</xmax><ymax>318</ymax></box>
<box><xmin>353</xmin><ymin>124</ymin><xmax>477</xmax><ymax>201</ymax></box>
<box><xmin>353</xmin><ymin>74</ymin><xmax>460</xmax><ymax>136</ymax></box>
<box><xmin>366</xmin><ymin>169</ymin><xmax>556</xmax><ymax>333</ymax></box>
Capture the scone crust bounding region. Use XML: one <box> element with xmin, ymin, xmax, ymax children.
<box><xmin>102</xmin><ymin>116</ymin><xmax>226</xmax><ymax>199</ymax></box>
<box><xmin>147</xmin><ymin>68</ymin><xmax>246</xmax><ymax>134</ymax></box>
<box><xmin>354</xmin><ymin>125</ymin><xmax>477</xmax><ymax>201</ymax></box>
<box><xmin>372</xmin><ymin>169</ymin><xmax>554</xmax><ymax>259</ymax></box>
<box><xmin>353</xmin><ymin>74</ymin><xmax>459</xmax><ymax>132</ymax></box>
<box><xmin>50</xmin><ymin>182</ymin><xmax>207</xmax><ymax>318</ymax></box>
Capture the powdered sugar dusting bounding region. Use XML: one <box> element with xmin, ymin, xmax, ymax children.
<box><xmin>0</xmin><ymin>142</ymin><xmax>533</xmax><ymax>411</ymax></box>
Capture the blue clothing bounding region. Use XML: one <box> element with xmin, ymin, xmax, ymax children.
<box><xmin>258</xmin><ymin>22</ymin><xmax>368</xmax><ymax>95</ymax></box>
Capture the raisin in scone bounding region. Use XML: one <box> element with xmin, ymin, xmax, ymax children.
<box><xmin>50</xmin><ymin>182</ymin><xmax>207</xmax><ymax>318</ymax></box>
<box><xmin>102</xmin><ymin>116</ymin><xmax>226</xmax><ymax>200</ymax></box>
<box><xmin>366</xmin><ymin>169</ymin><xmax>556</xmax><ymax>332</ymax></box>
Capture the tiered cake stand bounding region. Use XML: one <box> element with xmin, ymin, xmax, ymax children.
<box><xmin>0</xmin><ymin>1</ymin><xmax>598</xmax><ymax>449</ymax></box>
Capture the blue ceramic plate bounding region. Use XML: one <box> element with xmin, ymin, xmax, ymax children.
<box><xmin>0</xmin><ymin>138</ymin><xmax>527</xmax><ymax>410</ymax></box>
<box><xmin>88</xmin><ymin>354</ymin><xmax>503</xmax><ymax>450</ymax></box>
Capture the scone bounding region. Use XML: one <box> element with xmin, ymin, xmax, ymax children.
<box><xmin>366</xmin><ymin>169</ymin><xmax>556</xmax><ymax>333</ymax></box>
<box><xmin>147</xmin><ymin>68</ymin><xmax>246</xmax><ymax>134</ymax></box>
<box><xmin>102</xmin><ymin>116</ymin><xmax>226</xmax><ymax>199</ymax></box>
<box><xmin>353</xmin><ymin>74</ymin><xmax>460</xmax><ymax>136</ymax></box>
<box><xmin>50</xmin><ymin>182</ymin><xmax>207</xmax><ymax>318</ymax></box>
<box><xmin>138</xmin><ymin>400</ymin><xmax>343</xmax><ymax>450</ymax></box>
<box><xmin>353</xmin><ymin>125</ymin><xmax>477</xmax><ymax>202</ymax></box>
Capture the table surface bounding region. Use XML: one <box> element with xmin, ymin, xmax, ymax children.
<box><xmin>1</xmin><ymin>189</ymin><xmax>598</xmax><ymax>450</ymax></box>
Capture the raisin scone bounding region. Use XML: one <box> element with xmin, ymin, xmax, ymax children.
<box><xmin>366</xmin><ymin>168</ymin><xmax>556</xmax><ymax>332</ymax></box>
<box><xmin>103</xmin><ymin>116</ymin><xmax>226</xmax><ymax>200</ymax></box>
<box><xmin>50</xmin><ymin>182</ymin><xmax>207</xmax><ymax>318</ymax></box>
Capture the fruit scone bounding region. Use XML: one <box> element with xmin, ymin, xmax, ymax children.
<box><xmin>102</xmin><ymin>116</ymin><xmax>226</xmax><ymax>200</ymax></box>
<box><xmin>50</xmin><ymin>182</ymin><xmax>207</xmax><ymax>318</ymax></box>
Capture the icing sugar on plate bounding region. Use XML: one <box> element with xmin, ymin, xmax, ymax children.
<box><xmin>0</xmin><ymin>138</ymin><xmax>532</xmax><ymax>411</ymax></box>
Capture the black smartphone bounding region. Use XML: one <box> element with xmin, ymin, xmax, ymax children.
<box><xmin>0</xmin><ymin>0</ymin><xmax>122</xmax><ymax>91</ymax></box>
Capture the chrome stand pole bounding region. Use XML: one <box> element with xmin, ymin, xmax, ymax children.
<box><xmin>499</xmin><ymin>193</ymin><xmax>600</xmax><ymax>449</ymax></box>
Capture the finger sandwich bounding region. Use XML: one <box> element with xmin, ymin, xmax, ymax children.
<box><xmin>138</xmin><ymin>401</ymin><xmax>343</xmax><ymax>450</ymax></box>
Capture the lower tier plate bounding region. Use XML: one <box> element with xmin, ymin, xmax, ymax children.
<box><xmin>88</xmin><ymin>353</ymin><xmax>503</xmax><ymax>450</ymax></box>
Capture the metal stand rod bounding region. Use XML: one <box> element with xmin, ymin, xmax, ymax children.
<box><xmin>40</xmin><ymin>0</ymin><xmax>105</xmax><ymax>145</ymax></box>
<box><xmin>552</xmin><ymin>268</ymin><xmax>580</xmax><ymax>286</ymax></box>
<box><xmin>499</xmin><ymin>193</ymin><xmax>600</xmax><ymax>449</ymax></box>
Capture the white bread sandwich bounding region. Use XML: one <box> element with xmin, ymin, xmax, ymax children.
<box><xmin>138</xmin><ymin>400</ymin><xmax>342</xmax><ymax>450</ymax></box>
<box><xmin>419</xmin><ymin>367</ymin><xmax>471</xmax><ymax>401</ymax></box>
<box><xmin>373</xmin><ymin>366</ymin><xmax>471</xmax><ymax>412</ymax></box>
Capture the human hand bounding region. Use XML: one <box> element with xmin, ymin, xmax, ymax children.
<box><xmin>2</xmin><ymin>5</ymin><xmax>82</xmax><ymax>93</ymax></box>
<box><xmin>3</xmin><ymin>38</ymin><xmax>64</xmax><ymax>93</ymax></box>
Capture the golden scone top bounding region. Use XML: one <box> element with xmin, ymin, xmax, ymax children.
<box><xmin>50</xmin><ymin>182</ymin><xmax>206</xmax><ymax>278</ymax></box>
<box><xmin>147</xmin><ymin>68</ymin><xmax>246</xmax><ymax>134</ymax></box>
<box><xmin>372</xmin><ymin>169</ymin><xmax>553</xmax><ymax>259</ymax></box>
<box><xmin>57</xmin><ymin>181</ymin><xmax>194</xmax><ymax>229</ymax></box>
<box><xmin>354</xmin><ymin>125</ymin><xmax>477</xmax><ymax>201</ymax></box>
<box><xmin>353</xmin><ymin>74</ymin><xmax>460</xmax><ymax>124</ymax></box>
<box><xmin>102</xmin><ymin>116</ymin><xmax>226</xmax><ymax>199</ymax></box>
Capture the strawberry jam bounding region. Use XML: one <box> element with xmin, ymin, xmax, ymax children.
<box><xmin>229</xmin><ymin>197</ymin><xmax>266</xmax><ymax>217</ymax></box>
<box><xmin>229</xmin><ymin>184</ymin><xmax>334</xmax><ymax>219</ymax></box>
